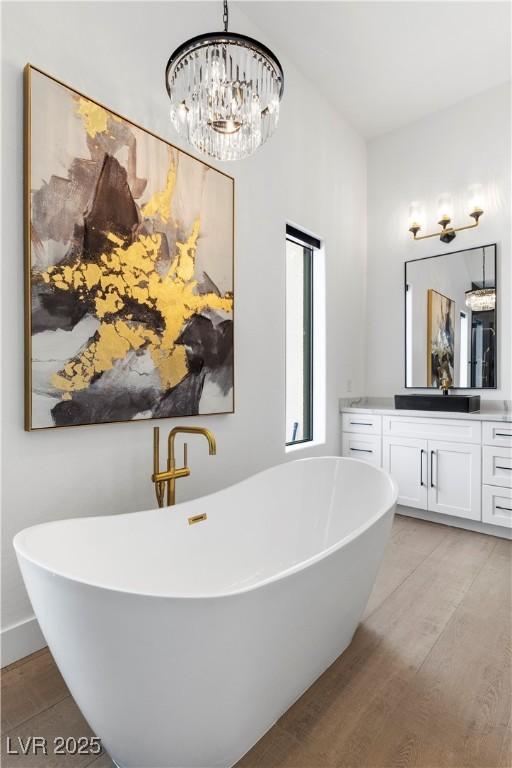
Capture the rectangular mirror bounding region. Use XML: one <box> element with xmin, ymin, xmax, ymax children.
<box><xmin>405</xmin><ymin>244</ymin><xmax>497</xmax><ymax>389</ymax></box>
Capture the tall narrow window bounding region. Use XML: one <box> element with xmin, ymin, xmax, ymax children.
<box><xmin>285</xmin><ymin>225</ymin><xmax>319</xmax><ymax>446</ymax></box>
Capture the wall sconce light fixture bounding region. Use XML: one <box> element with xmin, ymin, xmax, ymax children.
<box><xmin>408</xmin><ymin>187</ymin><xmax>484</xmax><ymax>243</ymax></box>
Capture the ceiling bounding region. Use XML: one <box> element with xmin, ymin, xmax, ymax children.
<box><xmin>240</xmin><ymin>1</ymin><xmax>511</xmax><ymax>139</ymax></box>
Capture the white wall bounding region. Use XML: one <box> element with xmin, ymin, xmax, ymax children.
<box><xmin>1</xmin><ymin>1</ymin><xmax>367</xmax><ymax>662</ymax></box>
<box><xmin>366</xmin><ymin>83</ymin><xmax>511</xmax><ymax>400</ymax></box>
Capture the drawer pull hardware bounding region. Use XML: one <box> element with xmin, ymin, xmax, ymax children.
<box><xmin>430</xmin><ymin>450</ymin><xmax>435</xmax><ymax>488</ymax></box>
<box><xmin>496</xmin><ymin>506</ymin><xmax>512</xmax><ymax>512</ymax></box>
<box><xmin>495</xmin><ymin>433</ymin><xmax>512</xmax><ymax>437</ymax></box>
<box><xmin>350</xmin><ymin>448</ymin><xmax>373</xmax><ymax>453</ymax></box>
<box><xmin>495</xmin><ymin>466</ymin><xmax>512</xmax><ymax>471</ymax></box>
<box><xmin>420</xmin><ymin>449</ymin><xmax>425</xmax><ymax>486</ymax></box>
<box><xmin>350</xmin><ymin>421</ymin><xmax>373</xmax><ymax>426</ymax></box>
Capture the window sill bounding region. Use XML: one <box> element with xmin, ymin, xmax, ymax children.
<box><xmin>285</xmin><ymin>439</ymin><xmax>326</xmax><ymax>454</ymax></box>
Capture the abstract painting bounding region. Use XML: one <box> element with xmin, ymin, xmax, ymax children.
<box><xmin>25</xmin><ymin>66</ymin><xmax>234</xmax><ymax>430</ymax></box>
<box><xmin>427</xmin><ymin>289</ymin><xmax>454</xmax><ymax>388</ymax></box>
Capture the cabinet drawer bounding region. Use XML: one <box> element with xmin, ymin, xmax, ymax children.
<box><xmin>482</xmin><ymin>485</ymin><xmax>512</xmax><ymax>528</ymax></box>
<box><xmin>482</xmin><ymin>421</ymin><xmax>512</xmax><ymax>447</ymax></box>
<box><xmin>342</xmin><ymin>413</ymin><xmax>382</xmax><ymax>435</ymax></box>
<box><xmin>342</xmin><ymin>434</ymin><xmax>381</xmax><ymax>466</ymax></box>
<box><xmin>483</xmin><ymin>446</ymin><xmax>512</xmax><ymax>488</ymax></box>
<box><xmin>382</xmin><ymin>415</ymin><xmax>481</xmax><ymax>444</ymax></box>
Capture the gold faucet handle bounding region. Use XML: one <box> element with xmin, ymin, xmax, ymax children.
<box><xmin>183</xmin><ymin>442</ymin><xmax>188</xmax><ymax>468</ymax></box>
<box><xmin>153</xmin><ymin>426</ymin><xmax>160</xmax><ymax>473</ymax></box>
<box><xmin>153</xmin><ymin>426</ymin><xmax>165</xmax><ymax>508</ymax></box>
<box><xmin>155</xmin><ymin>481</ymin><xmax>165</xmax><ymax>508</ymax></box>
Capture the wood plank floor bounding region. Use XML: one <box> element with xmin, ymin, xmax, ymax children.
<box><xmin>2</xmin><ymin>515</ymin><xmax>511</xmax><ymax>768</ymax></box>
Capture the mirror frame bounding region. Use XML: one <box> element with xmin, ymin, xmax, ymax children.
<box><xmin>404</xmin><ymin>243</ymin><xmax>498</xmax><ymax>390</ymax></box>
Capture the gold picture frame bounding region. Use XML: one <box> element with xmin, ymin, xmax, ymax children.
<box><xmin>24</xmin><ymin>64</ymin><xmax>235</xmax><ymax>431</ymax></box>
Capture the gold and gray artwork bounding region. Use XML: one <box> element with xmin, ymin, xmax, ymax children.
<box><xmin>26</xmin><ymin>67</ymin><xmax>234</xmax><ymax>430</ymax></box>
<box><xmin>427</xmin><ymin>289</ymin><xmax>454</xmax><ymax>388</ymax></box>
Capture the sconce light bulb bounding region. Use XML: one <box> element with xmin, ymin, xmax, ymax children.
<box><xmin>467</xmin><ymin>183</ymin><xmax>484</xmax><ymax>216</ymax></box>
<box><xmin>437</xmin><ymin>193</ymin><xmax>454</xmax><ymax>224</ymax></box>
<box><xmin>470</xmin><ymin>207</ymin><xmax>484</xmax><ymax>224</ymax></box>
<box><xmin>408</xmin><ymin>202</ymin><xmax>424</xmax><ymax>229</ymax></box>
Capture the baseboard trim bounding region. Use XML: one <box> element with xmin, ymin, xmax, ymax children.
<box><xmin>1</xmin><ymin>616</ymin><xmax>46</xmax><ymax>668</ymax></box>
<box><xmin>398</xmin><ymin>505</ymin><xmax>512</xmax><ymax>540</ymax></box>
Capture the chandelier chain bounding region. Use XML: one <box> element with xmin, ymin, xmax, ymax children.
<box><xmin>223</xmin><ymin>0</ymin><xmax>229</xmax><ymax>32</ymax></box>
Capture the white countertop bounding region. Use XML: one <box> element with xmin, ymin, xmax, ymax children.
<box><xmin>339</xmin><ymin>397</ymin><xmax>512</xmax><ymax>423</ymax></box>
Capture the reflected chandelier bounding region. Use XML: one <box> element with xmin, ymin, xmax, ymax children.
<box><xmin>165</xmin><ymin>0</ymin><xmax>284</xmax><ymax>161</ymax></box>
<box><xmin>465</xmin><ymin>247</ymin><xmax>496</xmax><ymax>312</ymax></box>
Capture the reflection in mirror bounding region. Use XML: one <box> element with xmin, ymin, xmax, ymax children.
<box><xmin>405</xmin><ymin>244</ymin><xmax>496</xmax><ymax>389</ymax></box>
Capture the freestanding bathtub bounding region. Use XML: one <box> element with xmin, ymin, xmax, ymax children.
<box><xmin>14</xmin><ymin>456</ymin><xmax>397</xmax><ymax>768</ymax></box>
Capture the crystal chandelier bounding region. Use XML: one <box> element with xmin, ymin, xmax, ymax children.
<box><xmin>165</xmin><ymin>0</ymin><xmax>284</xmax><ymax>161</ymax></box>
<box><xmin>465</xmin><ymin>288</ymin><xmax>496</xmax><ymax>312</ymax></box>
<box><xmin>465</xmin><ymin>248</ymin><xmax>496</xmax><ymax>312</ymax></box>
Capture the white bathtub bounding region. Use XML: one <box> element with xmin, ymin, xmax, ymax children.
<box><xmin>14</xmin><ymin>457</ymin><xmax>397</xmax><ymax>768</ymax></box>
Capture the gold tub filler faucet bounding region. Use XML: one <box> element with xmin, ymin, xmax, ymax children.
<box><xmin>152</xmin><ymin>426</ymin><xmax>216</xmax><ymax>507</ymax></box>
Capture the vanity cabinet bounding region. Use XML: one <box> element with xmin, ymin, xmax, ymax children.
<box><xmin>342</xmin><ymin>407</ymin><xmax>512</xmax><ymax>534</ymax></box>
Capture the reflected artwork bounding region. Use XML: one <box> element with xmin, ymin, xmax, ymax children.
<box><xmin>427</xmin><ymin>289</ymin><xmax>454</xmax><ymax>387</ymax></box>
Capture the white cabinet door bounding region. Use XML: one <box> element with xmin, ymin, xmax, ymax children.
<box><xmin>383</xmin><ymin>437</ymin><xmax>428</xmax><ymax>510</ymax></box>
<box><xmin>428</xmin><ymin>440</ymin><xmax>481</xmax><ymax>520</ymax></box>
